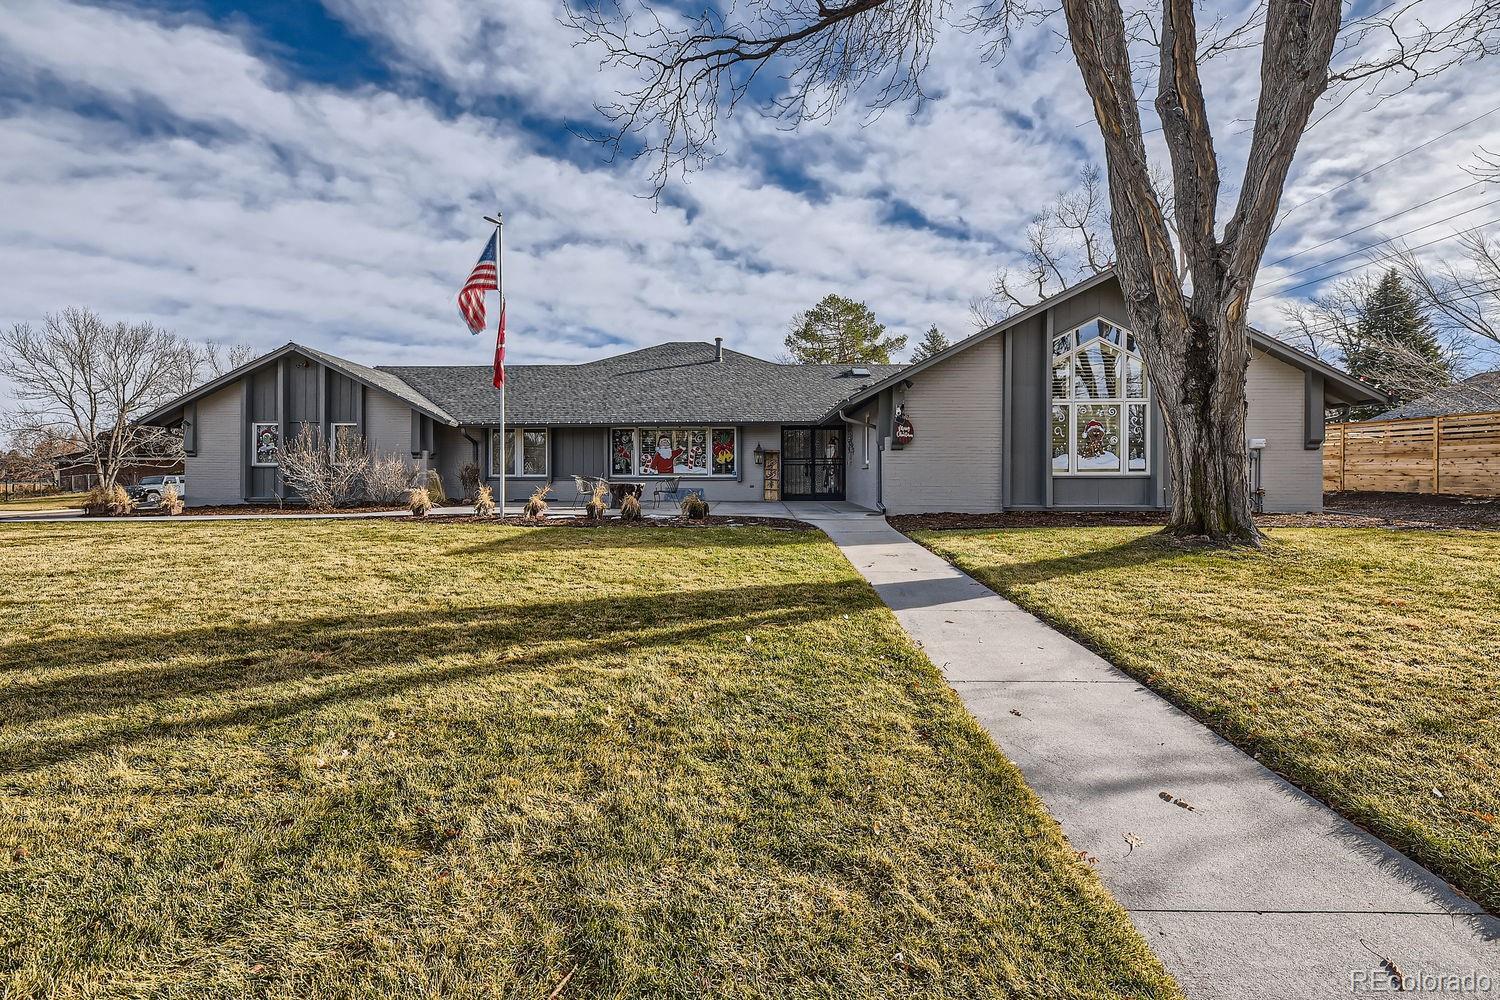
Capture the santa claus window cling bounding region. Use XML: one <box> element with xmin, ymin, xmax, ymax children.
<box><xmin>631</xmin><ymin>427</ymin><xmax>728</xmax><ymax>475</ymax></box>
<box><xmin>1050</xmin><ymin>318</ymin><xmax>1150</xmax><ymax>474</ymax></box>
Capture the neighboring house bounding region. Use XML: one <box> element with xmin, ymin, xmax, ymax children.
<box><xmin>54</xmin><ymin>440</ymin><xmax>184</xmax><ymax>491</ymax></box>
<box><xmin>140</xmin><ymin>273</ymin><xmax>1385</xmax><ymax>513</ymax></box>
<box><xmin>1369</xmin><ymin>370</ymin><xmax>1500</xmax><ymax>421</ymax></box>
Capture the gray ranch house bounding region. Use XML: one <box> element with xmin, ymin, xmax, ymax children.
<box><xmin>142</xmin><ymin>272</ymin><xmax>1385</xmax><ymax>514</ymax></box>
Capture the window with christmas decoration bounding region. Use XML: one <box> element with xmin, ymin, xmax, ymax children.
<box><xmin>1050</xmin><ymin>318</ymin><xmax>1149</xmax><ymax>475</ymax></box>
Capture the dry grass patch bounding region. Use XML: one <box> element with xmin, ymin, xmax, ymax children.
<box><xmin>913</xmin><ymin>527</ymin><xmax>1500</xmax><ymax>913</ymax></box>
<box><xmin>0</xmin><ymin>521</ymin><xmax>1177</xmax><ymax>999</ymax></box>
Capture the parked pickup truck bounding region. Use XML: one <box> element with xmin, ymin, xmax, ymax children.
<box><xmin>128</xmin><ymin>475</ymin><xmax>187</xmax><ymax>506</ymax></box>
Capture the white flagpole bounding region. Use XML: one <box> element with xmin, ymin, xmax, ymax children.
<box><xmin>486</xmin><ymin>206</ymin><xmax>510</xmax><ymax>512</ymax></box>
<box><xmin>493</xmin><ymin>212</ymin><xmax>505</xmax><ymax>516</ymax></box>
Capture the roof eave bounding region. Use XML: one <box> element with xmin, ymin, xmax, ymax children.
<box><xmin>138</xmin><ymin>342</ymin><xmax>459</xmax><ymax>428</ymax></box>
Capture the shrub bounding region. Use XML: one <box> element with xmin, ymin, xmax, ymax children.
<box><xmin>280</xmin><ymin>425</ymin><xmax>365</xmax><ymax>510</ymax></box>
<box><xmin>458</xmin><ymin>462</ymin><xmax>481</xmax><ymax>500</ymax></box>
<box><xmin>408</xmin><ymin>487</ymin><xmax>432</xmax><ymax>517</ymax></box>
<box><xmin>619</xmin><ymin>492</ymin><xmax>643</xmax><ymax>522</ymax></box>
<box><xmin>158</xmin><ymin>484</ymin><xmax>185</xmax><ymax>516</ymax></box>
<box><xmin>524</xmin><ymin>484</ymin><xmax>551</xmax><ymax>520</ymax></box>
<box><xmin>473</xmin><ymin>484</ymin><xmax>496</xmax><ymax>518</ymax></box>
<box><xmin>680</xmin><ymin>492</ymin><xmax>709</xmax><ymax>521</ymax></box>
<box><xmin>424</xmin><ymin>469</ymin><xmax>448</xmax><ymax>507</ymax></box>
<box><xmin>366</xmin><ymin>454</ymin><xmax>416</xmax><ymax>504</ymax></box>
<box><xmin>585</xmin><ymin>481</ymin><xmax>610</xmax><ymax>522</ymax></box>
<box><xmin>107</xmin><ymin>485</ymin><xmax>135</xmax><ymax>517</ymax></box>
<box><xmin>82</xmin><ymin>485</ymin><xmax>113</xmax><ymax>516</ymax></box>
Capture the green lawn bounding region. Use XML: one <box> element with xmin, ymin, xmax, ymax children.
<box><xmin>912</xmin><ymin>526</ymin><xmax>1500</xmax><ymax>914</ymax></box>
<box><xmin>0</xmin><ymin>491</ymin><xmax>86</xmax><ymax>512</ymax></box>
<box><xmin>0</xmin><ymin>521</ymin><xmax>1177</xmax><ymax>999</ymax></box>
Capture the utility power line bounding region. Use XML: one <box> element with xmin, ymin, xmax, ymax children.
<box><xmin>1274</xmin><ymin>104</ymin><xmax>1500</xmax><ymax>224</ymax></box>
<box><xmin>1264</xmin><ymin>179</ymin><xmax>1488</xmax><ymax>267</ymax></box>
<box><xmin>1262</xmin><ymin>281</ymin><xmax>1500</xmax><ymax>342</ymax></box>
<box><xmin>1266</xmin><ymin>197</ymin><xmax>1500</xmax><ymax>283</ymax></box>
<box><xmin>1252</xmin><ymin>219</ymin><xmax>1500</xmax><ymax>301</ymax></box>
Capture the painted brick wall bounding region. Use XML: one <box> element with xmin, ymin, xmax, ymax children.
<box><xmin>183</xmin><ymin>382</ymin><xmax>243</xmax><ymax>505</ymax></box>
<box><xmin>364</xmin><ymin>390</ymin><xmax>414</xmax><ymax>461</ymax></box>
<box><xmin>882</xmin><ymin>337</ymin><xmax>1004</xmax><ymax>514</ymax></box>
<box><xmin>1247</xmin><ymin>351</ymin><xmax>1323</xmax><ymax>512</ymax></box>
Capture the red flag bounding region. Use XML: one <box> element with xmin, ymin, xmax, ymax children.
<box><xmin>492</xmin><ymin>299</ymin><xmax>506</xmax><ymax>387</ymax></box>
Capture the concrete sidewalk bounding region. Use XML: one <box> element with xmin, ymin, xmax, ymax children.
<box><xmin>803</xmin><ymin>515</ymin><xmax>1498</xmax><ymax>999</ymax></box>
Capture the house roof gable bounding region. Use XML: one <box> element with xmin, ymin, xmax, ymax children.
<box><xmin>823</xmin><ymin>270</ymin><xmax>1388</xmax><ymax>415</ymax></box>
<box><xmin>138</xmin><ymin>342</ymin><xmax>457</xmax><ymax>427</ymax></box>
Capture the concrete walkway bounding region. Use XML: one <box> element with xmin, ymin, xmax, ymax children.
<box><xmin>801</xmin><ymin>514</ymin><xmax>1498</xmax><ymax>999</ymax></box>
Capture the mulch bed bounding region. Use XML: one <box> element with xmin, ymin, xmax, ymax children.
<box><xmin>135</xmin><ymin>502</ymin><xmax>409</xmax><ymax>517</ymax></box>
<box><xmin>420</xmin><ymin>513</ymin><xmax>816</xmax><ymax>531</ymax></box>
<box><xmin>124</xmin><ymin>505</ymin><xmax>813</xmax><ymax>531</ymax></box>
<box><xmin>891</xmin><ymin>491</ymin><xmax>1500</xmax><ymax>532</ymax></box>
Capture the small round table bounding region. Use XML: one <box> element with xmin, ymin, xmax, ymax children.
<box><xmin>607</xmin><ymin>481</ymin><xmax>643</xmax><ymax>507</ymax></box>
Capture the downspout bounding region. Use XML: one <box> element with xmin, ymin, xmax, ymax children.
<box><xmin>837</xmin><ymin>405</ymin><xmax>883</xmax><ymax>513</ymax></box>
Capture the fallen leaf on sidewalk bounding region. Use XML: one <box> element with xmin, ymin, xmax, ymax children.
<box><xmin>1123</xmin><ymin>832</ymin><xmax>1143</xmax><ymax>855</ymax></box>
<box><xmin>1359</xmin><ymin>940</ymin><xmax>1406</xmax><ymax>991</ymax></box>
<box><xmin>1158</xmin><ymin>791</ymin><xmax>1197</xmax><ymax>811</ymax></box>
<box><xmin>1009</xmin><ymin>709</ymin><xmax>1023</xmax><ymax>717</ymax></box>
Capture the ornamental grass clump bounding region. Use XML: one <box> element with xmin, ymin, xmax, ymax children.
<box><xmin>524</xmin><ymin>484</ymin><xmax>551</xmax><ymax>521</ymax></box>
<box><xmin>680</xmin><ymin>492</ymin><xmax>709</xmax><ymax>521</ymax></box>
<box><xmin>619</xmin><ymin>492</ymin><xmax>642</xmax><ymax>522</ymax></box>
<box><xmin>424</xmin><ymin>470</ymin><xmax>448</xmax><ymax>507</ymax></box>
<box><xmin>85</xmin><ymin>484</ymin><xmax>135</xmax><ymax>517</ymax></box>
<box><xmin>458</xmin><ymin>462</ymin><xmax>481</xmax><ymax>500</ymax></box>
<box><xmin>473</xmin><ymin>484</ymin><xmax>496</xmax><ymax>518</ymax></box>
<box><xmin>158</xmin><ymin>485</ymin><xmax>185</xmax><ymax>516</ymax></box>
<box><xmin>585</xmin><ymin>481</ymin><xmax>610</xmax><ymax>522</ymax></box>
<box><xmin>407</xmin><ymin>487</ymin><xmax>433</xmax><ymax>517</ymax></box>
<box><xmin>82</xmin><ymin>485</ymin><xmax>112</xmax><ymax>516</ymax></box>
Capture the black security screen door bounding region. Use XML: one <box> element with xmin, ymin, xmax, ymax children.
<box><xmin>781</xmin><ymin>426</ymin><xmax>844</xmax><ymax>500</ymax></box>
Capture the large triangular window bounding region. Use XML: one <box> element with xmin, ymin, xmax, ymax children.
<box><xmin>1049</xmin><ymin>319</ymin><xmax>1150</xmax><ymax>475</ymax></box>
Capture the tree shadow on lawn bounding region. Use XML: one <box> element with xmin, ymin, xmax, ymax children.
<box><xmin>933</xmin><ymin>531</ymin><xmax>1190</xmax><ymax>588</ymax></box>
<box><xmin>0</xmin><ymin>578</ymin><xmax>882</xmax><ymax>775</ymax></box>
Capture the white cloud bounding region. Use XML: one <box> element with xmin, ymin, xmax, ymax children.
<box><xmin>0</xmin><ymin>0</ymin><xmax>1497</xmax><ymax>419</ymax></box>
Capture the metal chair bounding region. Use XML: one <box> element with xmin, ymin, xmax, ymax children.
<box><xmin>571</xmin><ymin>475</ymin><xmax>595</xmax><ymax>509</ymax></box>
<box><xmin>650</xmin><ymin>476</ymin><xmax>682</xmax><ymax>508</ymax></box>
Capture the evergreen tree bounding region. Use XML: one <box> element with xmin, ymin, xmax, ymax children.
<box><xmin>1341</xmin><ymin>270</ymin><xmax>1452</xmax><ymax>419</ymax></box>
<box><xmin>784</xmin><ymin>294</ymin><xmax>906</xmax><ymax>364</ymax></box>
<box><xmin>910</xmin><ymin>324</ymin><xmax>952</xmax><ymax>361</ymax></box>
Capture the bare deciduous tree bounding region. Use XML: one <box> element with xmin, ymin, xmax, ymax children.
<box><xmin>1388</xmin><ymin>228</ymin><xmax>1500</xmax><ymax>353</ymax></box>
<box><xmin>277</xmin><ymin>425</ymin><xmax>369</xmax><ymax>511</ymax></box>
<box><xmin>569</xmin><ymin>0</ymin><xmax>1498</xmax><ymax>543</ymax></box>
<box><xmin>0</xmin><ymin>308</ymin><xmax>196</xmax><ymax>491</ymax></box>
<box><xmin>1280</xmin><ymin>270</ymin><xmax>1465</xmax><ymax>418</ymax></box>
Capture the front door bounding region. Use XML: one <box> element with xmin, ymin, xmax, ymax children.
<box><xmin>781</xmin><ymin>426</ymin><xmax>844</xmax><ymax>500</ymax></box>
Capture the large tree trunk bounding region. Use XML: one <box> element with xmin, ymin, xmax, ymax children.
<box><xmin>1062</xmin><ymin>0</ymin><xmax>1338</xmax><ymax>544</ymax></box>
<box><xmin>1154</xmin><ymin>317</ymin><xmax>1258</xmax><ymax>543</ymax></box>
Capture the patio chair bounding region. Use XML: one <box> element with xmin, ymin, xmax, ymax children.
<box><xmin>571</xmin><ymin>475</ymin><xmax>595</xmax><ymax>509</ymax></box>
<box><xmin>650</xmin><ymin>476</ymin><xmax>682</xmax><ymax>509</ymax></box>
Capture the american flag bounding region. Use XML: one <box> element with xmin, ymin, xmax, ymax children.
<box><xmin>457</xmin><ymin>231</ymin><xmax>498</xmax><ymax>334</ymax></box>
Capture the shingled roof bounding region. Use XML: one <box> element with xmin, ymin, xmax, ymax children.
<box><xmin>1371</xmin><ymin>371</ymin><xmax>1500</xmax><ymax>420</ymax></box>
<box><xmin>381</xmin><ymin>342</ymin><xmax>904</xmax><ymax>426</ymax></box>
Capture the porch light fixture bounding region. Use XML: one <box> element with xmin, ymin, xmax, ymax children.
<box><xmin>753</xmin><ymin>443</ymin><xmax>763</xmax><ymax>466</ymax></box>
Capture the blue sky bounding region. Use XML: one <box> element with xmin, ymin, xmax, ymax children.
<box><xmin>1</xmin><ymin>0</ymin><xmax>1497</xmax><ymax>383</ymax></box>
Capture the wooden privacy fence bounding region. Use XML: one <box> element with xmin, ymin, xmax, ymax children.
<box><xmin>1324</xmin><ymin>411</ymin><xmax>1500</xmax><ymax>496</ymax></box>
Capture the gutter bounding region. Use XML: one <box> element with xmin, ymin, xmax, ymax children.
<box><xmin>461</xmin><ymin>429</ymin><xmax>482</xmax><ymax>468</ymax></box>
<box><xmin>837</xmin><ymin>405</ymin><xmax>884</xmax><ymax>513</ymax></box>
